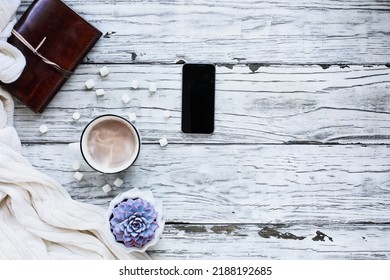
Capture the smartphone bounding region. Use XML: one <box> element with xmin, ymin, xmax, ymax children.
<box><xmin>181</xmin><ymin>63</ymin><xmax>215</xmax><ymax>134</ymax></box>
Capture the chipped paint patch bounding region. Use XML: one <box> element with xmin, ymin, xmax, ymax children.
<box><xmin>232</xmin><ymin>57</ymin><xmax>246</xmax><ymax>62</ymax></box>
<box><xmin>247</xmin><ymin>63</ymin><xmax>269</xmax><ymax>73</ymax></box>
<box><xmin>175</xmin><ymin>225</ymin><xmax>207</xmax><ymax>234</ymax></box>
<box><xmin>103</xmin><ymin>31</ymin><xmax>116</xmax><ymax>38</ymax></box>
<box><xmin>258</xmin><ymin>227</ymin><xmax>305</xmax><ymax>240</ymax></box>
<box><xmin>211</xmin><ymin>225</ymin><xmax>237</xmax><ymax>234</ymax></box>
<box><xmin>319</xmin><ymin>64</ymin><xmax>331</xmax><ymax>70</ymax></box>
<box><xmin>312</xmin><ymin>230</ymin><xmax>333</xmax><ymax>242</ymax></box>
<box><xmin>175</xmin><ymin>59</ymin><xmax>186</xmax><ymax>64</ymax></box>
<box><xmin>210</xmin><ymin>225</ymin><xmax>248</xmax><ymax>237</ymax></box>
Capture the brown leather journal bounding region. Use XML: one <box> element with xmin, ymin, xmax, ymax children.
<box><xmin>1</xmin><ymin>0</ymin><xmax>102</xmax><ymax>113</ymax></box>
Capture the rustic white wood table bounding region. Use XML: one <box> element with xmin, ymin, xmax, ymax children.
<box><xmin>14</xmin><ymin>0</ymin><xmax>390</xmax><ymax>259</ymax></box>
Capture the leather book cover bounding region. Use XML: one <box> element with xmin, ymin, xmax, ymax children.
<box><xmin>1</xmin><ymin>0</ymin><xmax>102</xmax><ymax>113</ymax></box>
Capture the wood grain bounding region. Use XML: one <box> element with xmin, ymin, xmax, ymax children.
<box><xmin>18</xmin><ymin>0</ymin><xmax>390</xmax><ymax>64</ymax></box>
<box><xmin>149</xmin><ymin>224</ymin><xmax>390</xmax><ymax>259</ymax></box>
<box><xmin>10</xmin><ymin>0</ymin><xmax>390</xmax><ymax>260</ymax></box>
<box><xmin>13</xmin><ymin>64</ymin><xmax>390</xmax><ymax>144</ymax></box>
<box><xmin>22</xmin><ymin>143</ymin><xmax>390</xmax><ymax>223</ymax></box>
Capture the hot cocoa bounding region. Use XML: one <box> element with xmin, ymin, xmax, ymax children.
<box><xmin>81</xmin><ymin>115</ymin><xmax>140</xmax><ymax>173</ymax></box>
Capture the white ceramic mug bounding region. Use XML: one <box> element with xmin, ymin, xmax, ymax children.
<box><xmin>80</xmin><ymin>114</ymin><xmax>141</xmax><ymax>173</ymax></box>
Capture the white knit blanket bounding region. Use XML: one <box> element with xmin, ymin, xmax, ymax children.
<box><xmin>0</xmin><ymin>0</ymin><xmax>149</xmax><ymax>260</ymax></box>
<box><xmin>0</xmin><ymin>0</ymin><xmax>25</xmax><ymax>83</ymax></box>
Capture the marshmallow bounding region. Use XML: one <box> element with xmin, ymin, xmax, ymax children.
<box><xmin>99</xmin><ymin>66</ymin><xmax>110</xmax><ymax>77</ymax></box>
<box><xmin>122</xmin><ymin>93</ymin><xmax>131</xmax><ymax>104</ymax></box>
<box><xmin>96</xmin><ymin>89</ymin><xmax>105</xmax><ymax>96</ymax></box>
<box><xmin>149</xmin><ymin>82</ymin><xmax>157</xmax><ymax>93</ymax></box>
<box><xmin>74</xmin><ymin>171</ymin><xmax>84</xmax><ymax>181</ymax></box>
<box><xmin>85</xmin><ymin>79</ymin><xmax>95</xmax><ymax>89</ymax></box>
<box><xmin>114</xmin><ymin>178</ymin><xmax>124</xmax><ymax>188</ymax></box>
<box><xmin>72</xmin><ymin>161</ymin><xmax>81</xmax><ymax>171</ymax></box>
<box><xmin>72</xmin><ymin>112</ymin><xmax>81</xmax><ymax>120</ymax></box>
<box><xmin>163</xmin><ymin>110</ymin><xmax>171</xmax><ymax>118</ymax></box>
<box><xmin>102</xmin><ymin>184</ymin><xmax>112</xmax><ymax>193</ymax></box>
<box><xmin>39</xmin><ymin>125</ymin><xmax>48</xmax><ymax>134</ymax></box>
<box><xmin>68</xmin><ymin>142</ymin><xmax>80</xmax><ymax>152</ymax></box>
<box><xmin>128</xmin><ymin>112</ymin><xmax>137</xmax><ymax>122</ymax></box>
<box><xmin>159</xmin><ymin>138</ymin><xmax>168</xmax><ymax>147</ymax></box>
<box><xmin>131</xmin><ymin>80</ymin><xmax>139</xmax><ymax>89</ymax></box>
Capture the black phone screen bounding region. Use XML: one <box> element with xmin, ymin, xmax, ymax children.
<box><xmin>181</xmin><ymin>63</ymin><xmax>215</xmax><ymax>134</ymax></box>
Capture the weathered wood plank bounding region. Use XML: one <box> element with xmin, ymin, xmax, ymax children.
<box><xmin>150</xmin><ymin>224</ymin><xmax>390</xmax><ymax>259</ymax></box>
<box><xmin>18</xmin><ymin>0</ymin><xmax>390</xmax><ymax>64</ymax></box>
<box><xmin>10</xmin><ymin>0</ymin><xmax>390</xmax><ymax>261</ymax></box>
<box><xmin>13</xmin><ymin>65</ymin><xmax>390</xmax><ymax>144</ymax></box>
<box><xmin>22</xmin><ymin>143</ymin><xmax>390</xmax><ymax>223</ymax></box>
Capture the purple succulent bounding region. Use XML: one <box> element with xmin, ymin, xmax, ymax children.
<box><xmin>110</xmin><ymin>198</ymin><xmax>159</xmax><ymax>248</ymax></box>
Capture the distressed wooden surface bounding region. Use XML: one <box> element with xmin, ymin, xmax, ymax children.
<box><xmin>10</xmin><ymin>0</ymin><xmax>390</xmax><ymax>259</ymax></box>
<box><xmin>18</xmin><ymin>0</ymin><xmax>390</xmax><ymax>64</ymax></box>
<box><xmin>149</xmin><ymin>224</ymin><xmax>390</xmax><ymax>259</ymax></box>
<box><xmin>13</xmin><ymin>65</ymin><xmax>390</xmax><ymax>144</ymax></box>
<box><xmin>23</xmin><ymin>143</ymin><xmax>390</xmax><ymax>224</ymax></box>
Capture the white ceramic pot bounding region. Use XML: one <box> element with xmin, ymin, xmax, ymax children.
<box><xmin>105</xmin><ymin>188</ymin><xmax>165</xmax><ymax>253</ymax></box>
